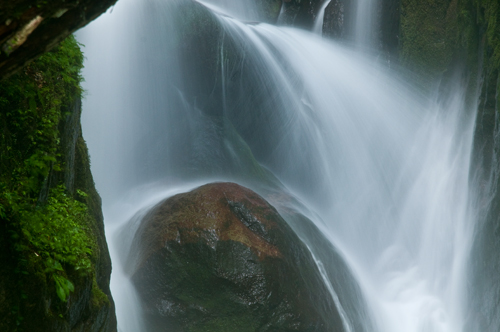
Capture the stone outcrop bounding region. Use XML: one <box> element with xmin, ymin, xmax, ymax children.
<box><xmin>0</xmin><ymin>98</ymin><xmax>116</xmax><ymax>331</ymax></box>
<box><xmin>129</xmin><ymin>182</ymin><xmax>347</xmax><ymax>331</ymax></box>
<box><xmin>0</xmin><ymin>35</ymin><xmax>115</xmax><ymax>331</ymax></box>
<box><xmin>0</xmin><ymin>96</ymin><xmax>116</xmax><ymax>332</ymax></box>
<box><xmin>0</xmin><ymin>0</ymin><xmax>118</xmax><ymax>79</ymax></box>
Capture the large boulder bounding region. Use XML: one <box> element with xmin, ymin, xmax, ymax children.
<box><xmin>129</xmin><ymin>182</ymin><xmax>347</xmax><ymax>331</ymax></box>
<box><xmin>264</xmin><ymin>190</ymin><xmax>374</xmax><ymax>332</ymax></box>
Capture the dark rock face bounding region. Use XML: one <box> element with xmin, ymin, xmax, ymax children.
<box><xmin>467</xmin><ymin>49</ymin><xmax>500</xmax><ymax>332</ymax></box>
<box><xmin>0</xmin><ymin>0</ymin><xmax>117</xmax><ymax>79</ymax></box>
<box><xmin>322</xmin><ymin>0</ymin><xmax>349</xmax><ymax>39</ymax></box>
<box><xmin>379</xmin><ymin>0</ymin><xmax>400</xmax><ymax>59</ymax></box>
<box><xmin>322</xmin><ymin>0</ymin><xmax>399</xmax><ymax>60</ymax></box>
<box><xmin>279</xmin><ymin>0</ymin><xmax>323</xmax><ymax>29</ymax></box>
<box><xmin>265</xmin><ymin>191</ymin><xmax>374</xmax><ymax>332</ymax></box>
<box><xmin>130</xmin><ymin>182</ymin><xmax>346</xmax><ymax>332</ymax></box>
<box><xmin>127</xmin><ymin>1</ymin><xmax>316</xmax><ymax>192</ymax></box>
<box><xmin>0</xmin><ymin>35</ymin><xmax>115</xmax><ymax>330</ymax></box>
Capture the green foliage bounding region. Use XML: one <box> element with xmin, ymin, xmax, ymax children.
<box><xmin>1</xmin><ymin>185</ymin><xmax>93</xmax><ymax>304</ymax></box>
<box><xmin>54</xmin><ymin>273</ymin><xmax>75</xmax><ymax>302</ymax></box>
<box><xmin>0</xmin><ymin>35</ymin><xmax>89</xmax><ymax>303</ymax></box>
<box><xmin>0</xmin><ymin>35</ymin><xmax>84</xmax><ymax>194</ymax></box>
<box><xmin>19</xmin><ymin>186</ymin><xmax>92</xmax><ymax>272</ymax></box>
<box><xmin>474</xmin><ymin>0</ymin><xmax>500</xmax><ymax>70</ymax></box>
<box><xmin>19</xmin><ymin>185</ymin><xmax>92</xmax><ymax>301</ymax></box>
<box><xmin>457</xmin><ymin>0</ymin><xmax>500</xmax><ymax>101</ymax></box>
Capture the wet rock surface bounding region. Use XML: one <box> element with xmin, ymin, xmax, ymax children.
<box><xmin>322</xmin><ymin>0</ymin><xmax>349</xmax><ymax>39</ymax></box>
<box><xmin>279</xmin><ymin>0</ymin><xmax>323</xmax><ymax>29</ymax></box>
<box><xmin>0</xmin><ymin>0</ymin><xmax>117</xmax><ymax>79</ymax></box>
<box><xmin>130</xmin><ymin>182</ymin><xmax>346</xmax><ymax>331</ymax></box>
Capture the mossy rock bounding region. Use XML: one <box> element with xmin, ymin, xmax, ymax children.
<box><xmin>0</xmin><ymin>34</ymin><xmax>115</xmax><ymax>331</ymax></box>
<box><xmin>130</xmin><ymin>182</ymin><xmax>346</xmax><ymax>332</ymax></box>
<box><xmin>400</xmin><ymin>0</ymin><xmax>459</xmax><ymax>79</ymax></box>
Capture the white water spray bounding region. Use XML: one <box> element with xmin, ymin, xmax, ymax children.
<box><xmin>78</xmin><ymin>0</ymin><xmax>480</xmax><ymax>331</ymax></box>
<box><xmin>353</xmin><ymin>0</ymin><xmax>379</xmax><ymax>47</ymax></box>
<box><xmin>313</xmin><ymin>0</ymin><xmax>332</xmax><ymax>34</ymax></box>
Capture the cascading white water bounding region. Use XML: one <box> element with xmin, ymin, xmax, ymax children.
<box><xmin>312</xmin><ymin>0</ymin><xmax>332</xmax><ymax>34</ymax></box>
<box><xmin>352</xmin><ymin>0</ymin><xmax>378</xmax><ymax>47</ymax></box>
<box><xmin>78</xmin><ymin>0</ymin><xmax>480</xmax><ymax>331</ymax></box>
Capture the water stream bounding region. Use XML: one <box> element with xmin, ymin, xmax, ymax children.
<box><xmin>313</xmin><ymin>0</ymin><xmax>332</xmax><ymax>34</ymax></box>
<box><xmin>77</xmin><ymin>0</ymin><xmax>481</xmax><ymax>331</ymax></box>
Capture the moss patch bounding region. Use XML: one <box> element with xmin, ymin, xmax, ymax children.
<box><xmin>0</xmin><ymin>34</ymin><xmax>90</xmax><ymax>302</ymax></box>
<box><xmin>400</xmin><ymin>0</ymin><xmax>459</xmax><ymax>79</ymax></box>
<box><xmin>91</xmin><ymin>275</ymin><xmax>109</xmax><ymax>309</ymax></box>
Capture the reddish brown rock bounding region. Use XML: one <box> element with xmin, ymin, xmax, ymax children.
<box><xmin>129</xmin><ymin>182</ymin><xmax>346</xmax><ymax>331</ymax></box>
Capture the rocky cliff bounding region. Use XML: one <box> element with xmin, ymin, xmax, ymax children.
<box><xmin>0</xmin><ymin>0</ymin><xmax>117</xmax><ymax>80</ymax></box>
<box><xmin>0</xmin><ymin>35</ymin><xmax>116</xmax><ymax>332</ymax></box>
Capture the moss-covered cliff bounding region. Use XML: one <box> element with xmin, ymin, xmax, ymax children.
<box><xmin>398</xmin><ymin>0</ymin><xmax>499</xmax><ymax>86</ymax></box>
<box><xmin>0</xmin><ymin>35</ymin><xmax>115</xmax><ymax>331</ymax></box>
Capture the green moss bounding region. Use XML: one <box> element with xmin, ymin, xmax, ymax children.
<box><xmin>0</xmin><ymin>35</ymin><xmax>83</xmax><ymax>191</ymax></box>
<box><xmin>400</xmin><ymin>0</ymin><xmax>459</xmax><ymax>79</ymax></box>
<box><xmin>21</xmin><ymin>185</ymin><xmax>95</xmax><ymax>302</ymax></box>
<box><xmin>0</xmin><ymin>34</ymin><xmax>88</xmax><ymax>304</ymax></box>
<box><xmin>459</xmin><ymin>0</ymin><xmax>500</xmax><ymax>112</ymax></box>
<box><xmin>470</xmin><ymin>0</ymin><xmax>500</xmax><ymax>72</ymax></box>
<box><xmin>91</xmin><ymin>276</ymin><xmax>109</xmax><ymax>308</ymax></box>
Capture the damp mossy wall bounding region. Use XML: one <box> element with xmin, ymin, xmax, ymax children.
<box><xmin>0</xmin><ymin>35</ymin><xmax>115</xmax><ymax>331</ymax></box>
<box><xmin>400</xmin><ymin>0</ymin><xmax>460</xmax><ymax>79</ymax></box>
<box><xmin>399</xmin><ymin>0</ymin><xmax>500</xmax><ymax>83</ymax></box>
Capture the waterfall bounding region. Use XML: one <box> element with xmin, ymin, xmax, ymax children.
<box><xmin>77</xmin><ymin>0</ymin><xmax>482</xmax><ymax>331</ymax></box>
<box><xmin>352</xmin><ymin>0</ymin><xmax>379</xmax><ymax>47</ymax></box>
<box><xmin>313</xmin><ymin>0</ymin><xmax>332</xmax><ymax>34</ymax></box>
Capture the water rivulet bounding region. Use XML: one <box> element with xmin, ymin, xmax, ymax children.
<box><xmin>78</xmin><ymin>0</ymin><xmax>491</xmax><ymax>331</ymax></box>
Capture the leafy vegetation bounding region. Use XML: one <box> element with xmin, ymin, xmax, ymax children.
<box><xmin>0</xmin><ymin>35</ymin><xmax>91</xmax><ymax>302</ymax></box>
<box><xmin>477</xmin><ymin>0</ymin><xmax>500</xmax><ymax>71</ymax></box>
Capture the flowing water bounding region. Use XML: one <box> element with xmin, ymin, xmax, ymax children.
<box><xmin>313</xmin><ymin>0</ymin><xmax>332</xmax><ymax>34</ymax></box>
<box><xmin>77</xmin><ymin>0</ymin><xmax>482</xmax><ymax>331</ymax></box>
